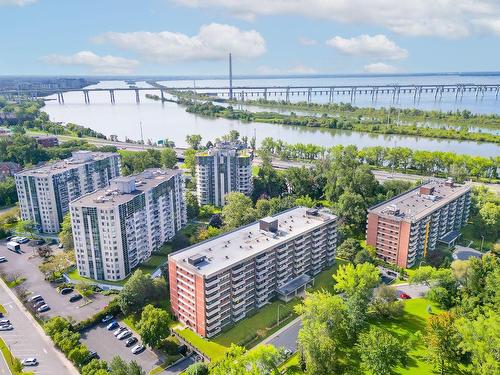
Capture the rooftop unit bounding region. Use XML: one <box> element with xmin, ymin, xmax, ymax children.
<box><xmin>259</xmin><ymin>217</ymin><xmax>278</xmax><ymax>233</ymax></box>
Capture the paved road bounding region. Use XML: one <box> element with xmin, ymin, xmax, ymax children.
<box><xmin>395</xmin><ymin>283</ymin><xmax>430</xmax><ymax>299</ymax></box>
<box><xmin>163</xmin><ymin>356</ymin><xmax>195</xmax><ymax>375</ymax></box>
<box><xmin>262</xmin><ymin>317</ymin><xmax>302</xmax><ymax>352</ymax></box>
<box><xmin>0</xmin><ymin>241</ymin><xmax>111</xmax><ymax>322</ymax></box>
<box><xmin>0</xmin><ymin>280</ymin><xmax>78</xmax><ymax>375</ymax></box>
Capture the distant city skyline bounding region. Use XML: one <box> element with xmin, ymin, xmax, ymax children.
<box><xmin>1</xmin><ymin>0</ymin><xmax>500</xmax><ymax>76</ymax></box>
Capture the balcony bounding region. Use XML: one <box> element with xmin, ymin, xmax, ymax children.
<box><xmin>206</xmin><ymin>313</ymin><xmax>220</xmax><ymax>325</ymax></box>
<box><xmin>205</xmin><ymin>277</ymin><xmax>218</xmax><ymax>289</ymax></box>
<box><xmin>205</xmin><ymin>292</ymin><xmax>220</xmax><ymax>304</ymax></box>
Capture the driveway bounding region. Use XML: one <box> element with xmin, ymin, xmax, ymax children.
<box><xmin>261</xmin><ymin>317</ymin><xmax>302</xmax><ymax>353</ymax></box>
<box><xmin>395</xmin><ymin>283</ymin><xmax>430</xmax><ymax>299</ymax></box>
<box><xmin>0</xmin><ymin>241</ymin><xmax>111</xmax><ymax>322</ymax></box>
<box><xmin>80</xmin><ymin>323</ymin><xmax>162</xmax><ymax>374</ymax></box>
<box><xmin>0</xmin><ymin>280</ymin><xmax>78</xmax><ymax>375</ymax></box>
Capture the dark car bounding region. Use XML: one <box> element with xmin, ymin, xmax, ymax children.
<box><xmin>69</xmin><ymin>294</ymin><xmax>83</xmax><ymax>303</ymax></box>
<box><xmin>33</xmin><ymin>300</ymin><xmax>46</xmax><ymax>309</ymax></box>
<box><xmin>86</xmin><ymin>351</ymin><xmax>99</xmax><ymax>361</ymax></box>
<box><xmin>106</xmin><ymin>321</ymin><xmax>119</xmax><ymax>330</ymax></box>
<box><xmin>60</xmin><ymin>287</ymin><xmax>74</xmax><ymax>295</ymax></box>
<box><xmin>125</xmin><ymin>337</ymin><xmax>138</xmax><ymax>347</ymax></box>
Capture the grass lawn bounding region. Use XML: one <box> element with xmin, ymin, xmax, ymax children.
<box><xmin>0</xmin><ymin>304</ymin><xmax>7</xmax><ymax>315</ymax></box>
<box><xmin>176</xmin><ymin>327</ymin><xmax>227</xmax><ymax>361</ymax></box>
<box><xmin>0</xmin><ymin>338</ymin><xmax>34</xmax><ymax>375</ymax></box>
<box><xmin>460</xmin><ymin>223</ymin><xmax>496</xmax><ymax>252</ymax></box>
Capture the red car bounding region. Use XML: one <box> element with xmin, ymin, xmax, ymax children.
<box><xmin>399</xmin><ymin>293</ymin><xmax>411</xmax><ymax>299</ymax></box>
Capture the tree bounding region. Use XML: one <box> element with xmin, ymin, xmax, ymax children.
<box><xmin>252</xmin><ymin>159</ymin><xmax>286</xmax><ymax>200</ymax></box>
<box><xmin>82</xmin><ymin>359</ymin><xmax>109</xmax><ymax>375</ymax></box>
<box><xmin>44</xmin><ymin>316</ymin><xmax>72</xmax><ymax>338</ymax></box>
<box><xmin>357</xmin><ymin>326</ymin><xmax>408</xmax><ymax>375</ymax></box>
<box><xmin>109</xmin><ymin>356</ymin><xmax>129</xmax><ymax>375</ymax></box>
<box><xmin>161</xmin><ymin>147</ymin><xmax>178</xmax><ymax>169</ymax></box>
<box><xmin>221</xmin><ymin>192</ymin><xmax>257</xmax><ymax>229</ymax></box>
<box><xmin>137</xmin><ymin>304</ymin><xmax>171</xmax><ymax>349</ymax></box>
<box><xmin>211</xmin><ymin>344</ymin><xmax>248</xmax><ymax>375</ymax></box>
<box><xmin>334</xmin><ymin>191</ymin><xmax>367</xmax><ymax>236</ymax></box>
<box><xmin>39</xmin><ymin>251</ymin><xmax>75</xmax><ymax>280</ymax></box>
<box><xmin>53</xmin><ymin>328</ymin><xmax>81</xmax><ymax>354</ymax></box>
<box><xmin>59</xmin><ymin>213</ymin><xmax>74</xmax><ymax>250</ymax></box>
<box><xmin>185</xmin><ymin>191</ymin><xmax>200</xmax><ymax>219</ymax></box>
<box><xmin>245</xmin><ymin>345</ymin><xmax>282</xmax><ymax>375</ymax></box>
<box><xmin>425</xmin><ymin>312</ymin><xmax>461</xmax><ymax>375</ymax></box>
<box><xmin>37</xmin><ymin>244</ymin><xmax>53</xmax><ymax>258</ymax></box>
<box><xmin>16</xmin><ymin>219</ymin><xmax>36</xmax><ymax>237</ymax></box>
<box><xmin>333</xmin><ymin>263</ymin><xmax>380</xmax><ymax>301</ymax></box>
<box><xmin>370</xmin><ymin>284</ymin><xmax>403</xmax><ymax>319</ymax></box>
<box><xmin>478</xmin><ymin>201</ymin><xmax>499</xmax><ymax>238</ymax></box>
<box><xmin>118</xmin><ymin>270</ymin><xmax>165</xmax><ymax>315</ymax></box>
<box><xmin>185</xmin><ymin>134</ymin><xmax>202</xmax><ymax>150</ymax></box>
<box><xmin>185</xmin><ymin>362</ymin><xmax>209</xmax><ymax>375</ymax></box>
<box><xmin>76</xmin><ymin>281</ymin><xmax>95</xmax><ymax>300</ymax></box>
<box><xmin>69</xmin><ymin>345</ymin><xmax>91</xmax><ymax>368</ymax></box>
<box><xmin>183</xmin><ymin>148</ymin><xmax>197</xmax><ymax>176</ymax></box>
<box><xmin>427</xmin><ymin>286</ymin><xmax>453</xmax><ymax>309</ymax></box>
<box><xmin>336</xmin><ymin>238</ymin><xmax>361</xmax><ymax>262</ymax></box>
<box><xmin>295</xmin><ymin>292</ymin><xmax>350</xmax><ymax>374</ymax></box>
<box><xmin>208</xmin><ymin>213</ymin><xmax>223</xmax><ymax>228</ymax></box>
<box><xmin>457</xmin><ymin>314</ymin><xmax>500</xmax><ymax>375</ymax></box>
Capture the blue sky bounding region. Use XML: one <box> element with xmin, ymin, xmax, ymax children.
<box><xmin>1</xmin><ymin>0</ymin><xmax>500</xmax><ymax>76</ymax></box>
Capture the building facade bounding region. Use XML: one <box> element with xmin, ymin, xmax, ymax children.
<box><xmin>15</xmin><ymin>151</ymin><xmax>121</xmax><ymax>233</ymax></box>
<box><xmin>169</xmin><ymin>207</ymin><xmax>337</xmax><ymax>338</ymax></box>
<box><xmin>366</xmin><ymin>179</ymin><xmax>471</xmax><ymax>268</ymax></box>
<box><xmin>70</xmin><ymin>169</ymin><xmax>187</xmax><ymax>281</ymax></box>
<box><xmin>195</xmin><ymin>141</ymin><xmax>253</xmax><ymax>206</ymax></box>
<box><xmin>33</xmin><ymin>135</ymin><xmax>59</xmax><ymax>148</ymax></box>
<box><xmin>0</xmin><ymin>162</ymin><xmax>21</xmax><ymax>180</ymax></box>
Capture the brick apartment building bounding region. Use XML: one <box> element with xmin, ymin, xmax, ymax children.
<box><xmin>366</xmin><ymin>179</ymin><xmax>471</xmax><ymax>268</ymax></box>
<box><xmin>168</xmin><ymin>207</ymin><xmax>337</xmax><ymax>338</ymax></box>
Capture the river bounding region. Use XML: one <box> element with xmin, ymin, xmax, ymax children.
<box><xmin>42</xmin><ymin>79</ymin><xmax>500</xmax><ymax>158</ymax></box>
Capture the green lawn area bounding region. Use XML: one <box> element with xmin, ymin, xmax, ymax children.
<box><xmin>176</xmin><ymin>327</ymin><xmax>227</xmax><ymax>361</ymax></box>
<box><xmin>0</xmin><ymin>338</ymin><xmax>34</xmax><ymax>375</ymax></box>
<box><xmin>149</xmin><ymin>354</ymin><xmax>183</xmax><ymax>375</ymax></box>
<box><xmin>460</xmin><ymin>223</ymin><xmax>496</xmax><ymax>252</ymax></box>
<box><xmin>0</xmin><ymin>304</ymin><xmax>7</xmax><ymax>315</ymax></box>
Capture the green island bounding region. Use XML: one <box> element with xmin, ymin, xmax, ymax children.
<box><xmin>181</xmin><ymin>100</ymin><xmax>500</xmax><ymax>143</ymax></box>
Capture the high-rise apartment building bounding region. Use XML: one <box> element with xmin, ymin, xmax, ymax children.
<box><xmin>366</xmin><ymin>179</ymin><xmax>471</xmax><ymax>268</ymax></box>
<box><xmin>169</xmin><ymin>207</ymin><xmax>337</xmax><ymax>338</ymax></box>
<box><xmin>70</xmin><ymin>169</ymin><xmax>187</xmax><ymax>281</ymax></box>
<box><xmin>15</xmin><ymin>151</ymin><xmax>120</xmax><ymax>233</ymax></box>
<box><xmin>195</xmin><ymin>141</ymin><xmax>253</xmax><ymax>206</ymax></box>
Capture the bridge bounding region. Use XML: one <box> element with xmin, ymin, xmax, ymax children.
<box><xmin>1</xmin><ymin>82</ymin><xmax>499</xmax><ymax>104</ymax></box>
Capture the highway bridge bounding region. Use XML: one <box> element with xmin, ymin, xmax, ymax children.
<box><xmin>2</xmin><ymin>82</ymin><xmax>499</xmax><ymax>104</ymax></box>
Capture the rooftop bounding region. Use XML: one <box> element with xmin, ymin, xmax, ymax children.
<box><xmin>369</xmin><ymin>179</ymin><xmax>470</xmax><ymax>222</ymax></box>
<box><xmin>70</xmin><ymin>168</ymin><xmax>180</xmax><ymax>208</ymax></box>
<box><xmin>169</xmin><ymin>206</ymin><xmax>336</xmax><ymax>277</ymax></box>
<box><xmin>196</xmin><ymin>140</ymin><xmax>252</xmax><ymax>158</ymax></box>
<box><xmin>17</xmin><ymin>151</ymin><xmax>118</xmax><ymax>177</ymax></box>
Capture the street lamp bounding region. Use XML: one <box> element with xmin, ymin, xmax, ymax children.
<box><xmin>277</xmin><ymin>304</ymin><xmax>280</xmax><ymax>326</ymax></box>
<box><xmin>480</xmin><ymin>235</ymin><xmax>485</xmax><ymax>252</ymax></box>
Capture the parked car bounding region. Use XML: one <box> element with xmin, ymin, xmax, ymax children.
<box><xmin>17</xmin><ymin>237</ymin><xmax>29</xmax><ymax>244</ymax></box>
<box><xmin>32</xmin><ymin>239</ymin><xmax>45</xmax><ymax>245</ymax></box>
<box><xmin>117</xmin><ymin>330</ymin><xmax>132</xmax><ymax>340</ymax></box>
<box><xmin>86</xmin><ymin>351</ymin><xmax>99</xmax><ymax>361</ymax></box>
<box><xmin>28</xmin><ymin>294</ymin><xmax>43</xmax><ymax>303</ymax></box>
<box><xmin>114</xmin><ymin>327</ymin><xmax>127</xmax><ymax>337</ymax></box>
<box><xmin>60</xmin><ymin>287</ymin><xmax>74</xmax><ymax>295</ymax></box>
<box><xmin>6</xmin><ymin>241</ymin><xmax>21</xmax><ymax>253</ymax></box>
<box><xmin>33</xmin><ymin>300</ymin><xmax>46</xmax><ymax>309</ymax></box>
<box><xmin>101</xmin><ymin>314</ymin><xmax>114</xmax><ymax>324</ymax></box>
<box><xmin>131</xmin><ymin>344</ymin><xmax>145</xmax><ymax>354</ymax></box>
<box><xmin>399</xmin><ymin>293</ymin><xmax>411</xmax><ymax>299</ymax></box>
<box><xmin>0</xmin><ymin>325</ymin><xmax>13</xmax><ymax>331</ymax></box>
<box><xmin>0</xmin><ymin>256</ymin><xmax>6</xmax><ymax>263</ymax></box>
<box><xmin>125</xmin><ymin>337</ymin><xmax>138</xmax><ymax>347</ymax></box>
<box><xmin>37</xmin><ymin>304</ymin><xmax>50</xmax><ymax>313</ymax></box>
<box><xmin>0</xmin><ymin>319</ymin><xmax>11</xmax><ymax>325</ymax></box>
<box><xmin>107</xmin><ymin>321</ymin><xmax>119</xmax><ymax>330</ymax></box>
<box><xmin>69</xmin><ymin>294</ymin><xmax>83</xmax><ymax>303</ymax></box>
<box><xmin>58</xmin><ymin>243</ymin><xmax>64</xmax><ymax>249</ymax></box>
<box><xmin>21</xmin><ymin>358</ymin><xmax>38</xmax><ymax>366</ymax></box>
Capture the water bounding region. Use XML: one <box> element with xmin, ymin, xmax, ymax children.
<box><xmin>41</xmin><ymin>78</ymin><xmax>500</xmax><ymax>158</ymax></box>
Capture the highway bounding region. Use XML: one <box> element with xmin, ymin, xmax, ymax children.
<box><xmin>0</xmin><ymin>280</ymin><xmax>79</xmax><ymax>375</ymax></box>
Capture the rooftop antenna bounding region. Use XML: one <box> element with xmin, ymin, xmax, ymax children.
<box><xmin>229</xmin><ymin>53</ymin><xmax>233</xmax><ymax>100</ymax></box>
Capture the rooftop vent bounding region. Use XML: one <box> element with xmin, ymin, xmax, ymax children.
<box><xmin>259</xmin><ymin>217</ymin><xmax>278</xmax><ymax>233</ymax></box>
<box><xmin>188</xmin><ymin>254</ymin><xmax>206</xmax><ymax>266</ymax></box>
<box><xmin>419</xmin><ymin>186</ymin><xmax>435</xmax><ymax>196</ymax></box>
<box><xmin>306</xmin><ymin>208</ymin><xmax>319</xmax><ymax>216</ymax></box>
<box><xmin>444</xmin><ymin>178</ymin><xmax>454</xmax><ymax>187</ymax></box>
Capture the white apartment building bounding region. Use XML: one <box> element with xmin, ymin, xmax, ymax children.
<box><xmin>195</xmin><ymin>141</ymin><xmax>253</xmax><ymax>206</ymax></box>
<box><xmin>169</xmin><ymin>207</ymin><xmax>337</xmax><ymax>338</ymax></box>
<box><xmin>70</xmin><ymin>169</ymin><xmax>187</xmax><ymax>281</ymax></box>
<box><xmin>15</xmin><ymin>151</ymin><xmax>121</xmax><ymax>233</ymax></box>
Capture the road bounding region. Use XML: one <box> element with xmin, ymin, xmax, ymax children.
<box><xmin>0</xmin><ymin>241</ymin><xmax>111</xmax><ymax>322</ymax></box>
<box><xmin>0</xmin><ymin>280</ymin><xmax>78</xmax><ymax>375</ymax></box>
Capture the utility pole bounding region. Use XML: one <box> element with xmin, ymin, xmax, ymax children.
<box><xmin>139</xmin><ymin>121</ymin><xmax>144</xmax><ymax>147</ymax></box>
<box><xmin>229</xmin><ymin>53</ymin><xmax>233</xmax><ymax>101</ymax></box>
<box><xmin>277</xmin><ymin>304</ymin><xmax>280</xmax><ymax>326</ymax></box>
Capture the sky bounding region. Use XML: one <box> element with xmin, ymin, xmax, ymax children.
<box><xmin>1</xmin><ymin>0</ymin><xmax>500</xmax><ymax>76</ymax></box>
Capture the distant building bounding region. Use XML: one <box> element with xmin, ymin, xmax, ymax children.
<box><xmin>169</xmin><ymin>207</ymin><xmax>337</xmax><ymax>337</ymax></box>
<box><xmin>33</xmin><ymin>135</ymin><xmax>59</xmax><ymax>148</ymax></box>
<box><xmin>195</xmin><ymin>141</ymin><xmax>253</xmax><ymax>206</ymax></box>
<box><xmin>70</xmin><ymin>169</ymin><xmax>187</xmax><ymax>281</ymax></box>
<box><xmin>366</xmin><ymin>179</ymin><xmax>471</xmax><ymax>268</ymax></box>
<box><xmin>0</xmin><ymin>127</ymin><xmax>12</xmax><ymax>136</ymax></box>
<box><xmin>0</xmin><ymin>162</ymin><xmax>21</xmax><ymax>180</ymax></box>
<box><xmin>15</xmin><ymin>151</ymin><xmax>121</xmax><ymax>233</ymax></box>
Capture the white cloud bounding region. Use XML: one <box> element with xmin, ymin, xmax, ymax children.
<box><xmin>326</xmin><ymin>34</ymin><xmax>408</xmax><ymax>60</ymax></box>
<box><xmin>42</xmin><ymin>51</ymin><xmax>139</xmax><ymax>74</ymax></box>
<box><xmin>93</xmin><ymin>23</ymin><xmax>266</xmax><ymax>63</ymax></box>
<box><xmin>0</xmin><ymin>0</ymin><xmax>36</xmax><ymax>5</ymax></box>
<box><xmin>298</xmin><ymin>37</ymin><xmax>317</xmax><ymax>46</ymax></box>
<box><xmin>257</xmin><ymin>64</ymin><xmax>317</xmax><ymax>75</ymax></box>
<box><xmin>363</xmin><ymin>62</ymin><xmax>400</xmax><ymax>73</ymax></box>
<box><xmin>172</xmin><ymin>0</ymin><xmax>500</xmax><ymax>38</ymax></box>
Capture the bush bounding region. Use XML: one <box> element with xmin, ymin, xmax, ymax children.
<box><xmin>185</xmin><ymin>362</ymin><xmax>209</xmax><ymax>375</ymax></box>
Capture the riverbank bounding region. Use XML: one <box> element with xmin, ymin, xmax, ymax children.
<box><xmin>182</xmin><ymin>100</ymin><xmax>500</xmax><ymax>144</ymax></box>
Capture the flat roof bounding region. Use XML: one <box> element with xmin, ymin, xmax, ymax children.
<box><xmin>369</xmin><ymin>179</ymin><xmax>470</xmax><ymax>222</ymax></box>
<box><xmin>169</xmin><ymin>206</ymin><xmax>336</xmax><ymax>277</ymax></box>
<box><xmin>70</xmin><ymin>168</ymin><xmax>179</xmax><ymax>208</ymax></box>
<box><xmin>17</xmin><ymin>151</ymin><xmax>118</xmax><ymax>177</ymax></box>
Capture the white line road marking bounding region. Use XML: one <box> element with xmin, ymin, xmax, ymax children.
<box><xmin>43</xmin><ymin>348</ymin><xmax>47</xmax><ymax>354</ymax></box>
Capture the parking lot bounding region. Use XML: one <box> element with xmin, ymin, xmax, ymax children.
<box><xmin>80</xmin><ymin>321</ymin><xmax>163</xmax><ymax>373</ymax></box>
<box><xmin>0</xmin><ymin>240</ymin><xmax>111</xmax><ymax>322</ymax></box>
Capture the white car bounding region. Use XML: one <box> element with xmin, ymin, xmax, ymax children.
<box><xmin>0</xmin><ymin>325</ymin><xmax>13</xmax><ymax>331</ymax></box>
<box><xmin>131</xmin><ymin>344</ymin><xmax>145</xmax><ymax>354</ymax></box>
<box><xmin>114</xmin><ymin>327</ymin><xmax>127</xmax><ymax>337</ymax></box>
<box><xmin>21</xmin><ymin>358</ymin><xmax>38</xmax><ymax>366</ymax></box>
<box><xmin>0</xmin><ymin>256</ymin><xmax>6</xmax><ymax>263</ymax></box>
<box><xmin>0</xmin><ymin>319</ymin><xmax>11</xmax><ymax>325</ymax></box>
<box><xmin>117</xmin><ymin>330</ymin><xmax>132</xmax><ymax>340</ymax></box>
<box><xmin>17</xmin><ymin>237</ymin><xmax>29</xmax><ymax>244</ymax></box>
